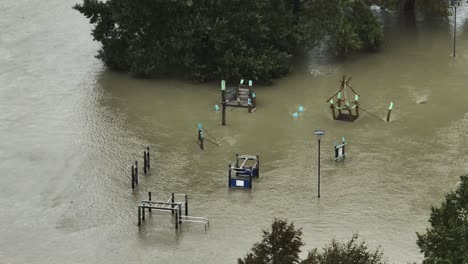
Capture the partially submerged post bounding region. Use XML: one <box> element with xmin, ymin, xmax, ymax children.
<box><xmin>221</xmin><ymin>80</ymin><xmax>226</xmax><ymax>126</ymax></box>
<box><xmin>143</xmin><ymin>149</ymin><xmax>147</xmax><ymax>174</ymax></box>
<box><xmin>148</xmin><ymin>192</ymin><xmax>152</xmax><ymax>212</ymax></box>
<box><xmin>228</xmin><ymin>163</ymin><xmax>232</xmax><ymax>187</ymax></box>
<box><xmin>329</xmin><ymin>99</ymin><xmax>337</xmax><ymax>119</ymax></box>
<box><xmin>386</xmin><ymin>102</ymin><xmax>394</xmax><ymax>122</ymax></box>
<box><xmin>355</xmin><ymin>95</ymin><xmax>360</xmax><ymax>118</ymax></box>
<box><xmin>130</xmin><ymin>164</ymin><xmax>139</xmax><ymax>189</ymax></box>
<box><xmin>197</xmin><ymin>123</ymin><xmax>205</xmax><ymax>150</ymax></box>
<box><xmin>134</xmin><ymin>161</ymin><xmax>138</xmax><ymax>184</ymax></box>
<box><xmin>184</xmin><ymin>194</ymin><xmax>188</xmax><ymax>216</ymax></box>
<box><xmin>131</xmin><ymin>164</ymin><xmax>135</xmax><ymax>189</ymax></box>
<box><xmin>138</xmin><ymin>206</ymin><xmax>141</xmax><ymax>226</ymax></box>
<box><xmin>146</xmin><ymin>146</ymin><xmax>150</xmax><ymax>169</ymax></box>
<box><xmin>171</xmin><ymin>193</ymin><xmax>175</xmax><ymax>215</ymax></box>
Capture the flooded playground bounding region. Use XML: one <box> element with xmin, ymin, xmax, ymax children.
<box><xmin>1</xmin><ymin>0</ymin><xmax>468</xmax><ymax>263</ymax></box>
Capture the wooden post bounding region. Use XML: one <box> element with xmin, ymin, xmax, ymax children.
<box><xmin>143</xmin><ymin>150</ymin><xmax>147</xmax><ymax>174</ymax></box>
<box><xmin>221</xmin><ymin>80</ymin><xmax>226</xmax><ymax>126</ymax></box>
<box><xmin>146</xmin><ymin>146</ymin><xmax>150</xmax><ymax>169</ymax></box>
<box><xmin>252</xmin><ymin>92</ymin><xmax>256</xmax><ymax>110</ymax></box>
<box><xmin>178</xmin><ymin>204</ymin><xmax>182</xmax><ymax>224</ymax></box>
<box><xmin>134</xmin><ymin>161</ymin><xmax>138</xmax><ymax>185</ymax></box>
<box><xmin>185</xmin><ymin>194</ymin><xmax>188</xmax><ymax>216</ymax></box>
<box><xmin>228</xmin><ymin>164</ymin><xmax>232</xmax><ymax>187</ymax></box>
<box><xmin>334</xmin><ymin>143</ymin><xmax>338</xmax><ymax>161</ymax></box>
<box><xmin>342</xmin><ymin>144</ymin><xmax>346</xmax><ymax>160</ymax></box>
<box><xmin>198</xmin><ymin>130</ymin><xmax>204</xmax><ymax>150</ymax></box>
<box><xmin>148</xmin><ymin>192</ymin><xmax>152</xmax><ymax>212</ymax></box>
<box><xmin>171</xmin><ymin>193</ymin><xmax>175</xmax><ymax>215</ymax></box>
<box><xmin>337</xmin><ymin>92</ymin><xmax>342</xmax><ymax>117</ymax></box>
<box><xmin>256</xmin><ymin>155</ymin><xmax>260</xmax><ymax>177</ymax></box>
<box><xmin>175</xmin><ymin>210</ymin><xmax>178</xmax><ymax>229</ymax></box>
<box><xmin>355</xmin><ymin>95</ymin><xmax>359</xmax><ymax>117</ymax></box>
<box><xmin>142</xmin><ymin>205</ymin><xmax>145</xmax><ymax>221</ymax></box>
<box><xmin>131</xmin><ymin>165</ymin><xmax>135</xmax><ymax>189</ymax></box>
<box><xmin>386</xmin><ymin>102</ymin><xmax>394</xmax><ymax>122</ymax></box>
<box><xmin>138</xmin><ymin>206</ymin><xmax>141</xmax><ymax>226</ymax></box>
<box><xmin>329</xmin><ymin>99</ymin><xmax>336</xmax><ymax>120</ymax></box>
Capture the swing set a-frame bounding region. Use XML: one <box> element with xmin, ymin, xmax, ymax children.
<box><xmin>326</xmin><ymin>75</ymin><xmax>360</xmax><ymax>122</ymax></box>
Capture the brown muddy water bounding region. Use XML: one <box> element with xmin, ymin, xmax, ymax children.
<box><xmin>1</xmin><ymin>1</ymin><xmax>468</xmax><ymax>263</ymax></box>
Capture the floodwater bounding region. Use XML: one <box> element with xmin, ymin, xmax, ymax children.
<box><xmin>1</xmin><ymin>1</ymin><xmax>468</xmax><ymax>263</ymax></box>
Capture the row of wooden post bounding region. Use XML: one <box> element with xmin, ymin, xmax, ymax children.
<box><xmin>131</xmin><ymin>146</ymin><xmax>151</xmax><ymax>189</ymax></box>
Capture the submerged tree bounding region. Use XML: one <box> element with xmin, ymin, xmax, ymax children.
<box><xmin>416</xmin><ymin>175</ymin><xmax>468</xmax><ymax>264</ymax></box>
<box><xmin>301</xmin><ymin>234</ymin><xmax>387</xmax><ymax>264</ymax></box>
<box><xmin>238</xmin><ymin>219</ymin><xmax>387</xmax><ymax>264</ymax></box>
<box><xmin>74</xmin><ymin>0</ymin><xmax>387</xmax><ymax>82</ymax></box>
<box><xmin>74</xmin><ymin>0</ymin><xmax>448</xmax><ymax>82</ymax></box>
<box><xmin>238</xmin><ymin>219</ymin><xmax>304</xmax><ymax>264</ymax></box>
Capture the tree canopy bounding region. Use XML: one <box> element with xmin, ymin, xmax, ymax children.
<box><xmin>74</xmin><ymin>0</ymin><xmax>450</xmax><ymax>82</ymax></box>
<box><xmin>238</xmin><ymin>219</ymin><xmax>387</xmax><ymax>264</ymax></box>
<box><xmin>238</xmin><ymin>219</ymin><xmax>304</xmax><ymax>264</ymax></box>
<box><xmin>74</xmin><ymin>0</ymin><xmax>385</xmax><ymax>82</ymax></box>
<box><xmin>417</xmin><ymin>175</ymin><xmax>468</xmax><ymax>264</ymax></box>
<box><xmin>301</xmin><ymin>234</ymin><xmax>386</xmax><ymax>264</ymax></box>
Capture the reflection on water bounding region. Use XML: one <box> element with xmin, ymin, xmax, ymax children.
<box><xmin>1</xmin><ymin>1</ymin><xmax>468</xmax><ymax>263</ymax></box>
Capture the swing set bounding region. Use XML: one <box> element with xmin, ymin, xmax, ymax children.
<box><xmin>326</xmin><ymin>76</ymin><xmax>360</xmax><ymax>122</ymax></box>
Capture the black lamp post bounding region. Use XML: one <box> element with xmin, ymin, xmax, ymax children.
<box><xmin>451</xmin><ymin>0</ymin><xmax>464</xmax><ymax>57</ymax></box>
<box><xmin>314</xmin><ymin>130</ymin><xmax>325</xmax><ymax>198</ymax></box>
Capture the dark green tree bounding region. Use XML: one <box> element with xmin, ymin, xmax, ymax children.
<box><xmin>74</xmin><ymin>0</ymin><xmax>449</xmax><ymax>82</ymax></box>
<box><xmin>417</xmin><ymin>175</ymin><xmax>468</xmax><ymax>264</ymax></box>
<box><xmin>74</xmin><ymin>0</ymin><xmax>307</xmax><ymax>82</ymax></box>
<box><xmin>305</xmin><ymin>0</ymin><xmax>383</xmax><ymax>56</ymax></box>
<box><xmin>301</xmin><ymin>234</ymin><xmax>387</xmax><ymax>264</ymax></box>
<box><xmin>238</xmin><ymin>219</ymin><xmax>304</xmax><ymax>264</ymax></box>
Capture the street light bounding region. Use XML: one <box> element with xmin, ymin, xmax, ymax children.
<box><xmin>314</xmin><ymin>130</ymin><xmax>325</xmax><ymax>198</ymax></box>
<box><xmin>451</xmin><ymin>0</ymin><xmax>466</xmax><ymax>57</ymax></box>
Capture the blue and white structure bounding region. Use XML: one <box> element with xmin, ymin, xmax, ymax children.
<box><xmin>228</xmin><ymin>154</ymin><xmax>260</xmax><ymax>189</ymax></box>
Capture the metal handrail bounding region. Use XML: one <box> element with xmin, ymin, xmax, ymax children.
<box><xmin>180</xmin><ymin>215</ymin><xmax>209</xmax><ymax>224</ymax></box>
<box><xmin>179</xmin><ymin>216</ymin><xmax>210</xmax><ymax>231</ymax></box>
<box><xmin>238</xmin><ymin>155</ymin><xmax>257</xmax><ymax>160</ymax></box>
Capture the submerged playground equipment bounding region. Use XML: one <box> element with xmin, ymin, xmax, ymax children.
<box><xmin>228</xmin><ymin>154</ymin><xmax>260</xmax><ymax>189</ymax></box>
<box><xmin>326</xmin><ymin>76</ymin><xmax>394</xmax><ymax>122</ymax></box>
<box><xmin>137</xmin><ymin>192</ymin><xmax>209</xmax><ymax>230</ymax></box>
<box><xmin>326</xmin><ymin>76</ymin><xmax>360</xmax><ymax>122</ymax></box>
<box><xmin>220</xmin><ymin>79</ymin><xmax>257</xmax><ymax>126</ymax></box>
<box><xmin>334</xmin><ymin>137</ymin><xmax>347</xmax><ymax>161</ymax></box>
